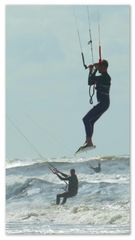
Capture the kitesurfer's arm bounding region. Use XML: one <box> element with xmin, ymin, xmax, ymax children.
<box><xmin>56</xmin><ymin>173</ymin><xmax>70</xmax><ymax>181</ymax></box>
<box><xmin>59</xmin><ymin>172</ymin><xmax>68</xmax><ymax>177</ymax></box>
<box><xmin>88</xmin><ymin>62</ymin><xmax>104</xmax><ymax>86</ymax></box>
<box><xmin>88</xmin><ymin>67</ymin><xmax>98</xmax><ymax>86</ymax></box>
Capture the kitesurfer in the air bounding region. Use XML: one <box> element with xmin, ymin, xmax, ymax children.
<box><xmin>83</xmin><ymin>60</ymin><xmax>111</xmax><ymax>148</ymax></box>
<box><xmin>54</xmin><ymin>168</ymin><xmax>78</xmax><ymax>205</ymax></box>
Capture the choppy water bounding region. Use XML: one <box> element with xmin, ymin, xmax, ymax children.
<box><xmin>6</xmin><ymin>155</ymin><xmax>130</xmax><ymax>234</ymax></box>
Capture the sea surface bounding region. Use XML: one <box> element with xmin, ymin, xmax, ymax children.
<box><xmin>6</xmin><ymin>155</ymin><xmax>130</xmax><ymax>235</ymax></box>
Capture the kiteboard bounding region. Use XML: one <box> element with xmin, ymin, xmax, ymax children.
<box><xmin>75</xmin><ymin>144</ymin><xmax>96</xmax><ymax>154</ymax></box>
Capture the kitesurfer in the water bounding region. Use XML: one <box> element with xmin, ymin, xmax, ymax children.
<box><xmin>54</xmin><ymin>168</ymin><xmax>78</xmax><ymax>205</ymax></box>
<box><xmin>89</xmin><ymin>162</ymin><xmax>101</xmax><ymax>173</ymax></box>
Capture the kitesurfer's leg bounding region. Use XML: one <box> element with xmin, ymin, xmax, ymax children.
<box><xmin>56</xmin><ymin>194</ymin><xmax>61</xmax><ymax>205</ymax></box>
<box><xmin>56</xmin><ymin>192</ymin><xmax>68</xmax><ymax>205</ymax></box>
<box><xmin>61</xmin><ymin>192</ymin><xmax>70</xmax><ymax>204</ymax></box>
<box><xmin>58</xmin><ymin>192</ymin><xmax>72</xmax><ymax>205</ymax></box>
<box><xmin>61</xmin><ymin>197</ymin><xmax>67</xmax><ymax>205</ymax></box>
<box><xmin>89</xmin><ymin>101</ymin><xmax>110</xmax><ymax>137</ymax></box>
<box><xmin>83</xmin><ymin>101</ymin><xmax>109</xmax><ymax>146</ymax></box>
<box><xmin>61</xmin><ymin>192</ymin><xmax>76</xmax><ymax>205</ymax></box>
<box><xmin>83</xmin><ymin>106</ymin><xmax>99</xmax><ymax>146</ymax></box>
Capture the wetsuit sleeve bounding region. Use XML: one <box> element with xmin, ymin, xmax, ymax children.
<box><xmin>59</xmin><ymin>172</ymin><xmax>69</xmax><ymax>177</ymax></box>
<box><xmin>88</xmin><ymin>69</ymin><xmax>98</xmax><ymax>85</ymax></box>
<box><xmin>56</xmin><ymin>173</ymin><xmax>70</xmax><ymax>181</ymax></box>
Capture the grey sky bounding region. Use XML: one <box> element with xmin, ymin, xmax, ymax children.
<box><xmin>6</xmin><ymin>5</ymin><xmax>130</xmax><ymax>159</ymax></box>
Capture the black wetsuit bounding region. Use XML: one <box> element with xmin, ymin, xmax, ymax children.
<box><xmin>83</xmin><ymin>69</ymin><xmax>111</xmax><ymax>139</ymax></box>
<box><xmin>56</xmin><ymin>173</ymin><xmax>78</xmax><ymax>205</ymax></box>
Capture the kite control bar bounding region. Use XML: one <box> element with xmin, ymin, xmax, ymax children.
<box><xmin>81</xmin><ymin>52</ymin><xmax>88</xmax><ymax>69</ymax></box>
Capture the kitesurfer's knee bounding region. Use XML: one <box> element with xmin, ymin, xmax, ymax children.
<box><xmin>83</xmin><ymin>115</ymin><xmax>88</xmax><ymax>126</ymax></box>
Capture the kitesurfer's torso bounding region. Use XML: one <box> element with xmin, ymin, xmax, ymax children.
<box><xmin>67</xmin><ymin>175</ymin><xmax>78</xmax><ymax>195</ymax></box>
<box><xmin>89</xmin><ymin>71</ymin><xmax>111</xmax><ymax>105</ymax></box>
<box><xmin>96</xmin><ymin>72</ymin><xmax>111</xmax><ymax>103</ymax></box>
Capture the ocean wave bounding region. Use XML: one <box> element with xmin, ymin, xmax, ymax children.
<box><xmin>6</xmin><ymin>155</ymin><xmax>130</xmax><ymax>169</ymax></box>
<box><xmin>6</xmin><ymin>177</ymin><xmax>57</xmax><ymax>200</ymax></box>
<box><xmin>6</xmin><ymin>154</ymin><xmax>130</xmax><ymax>234</ymax></box>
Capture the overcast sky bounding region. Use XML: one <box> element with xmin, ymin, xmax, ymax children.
<box><xmin>6</xmin><ymin>5</ymin><xmax>130</xmax><ymax>159</ymax></box>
